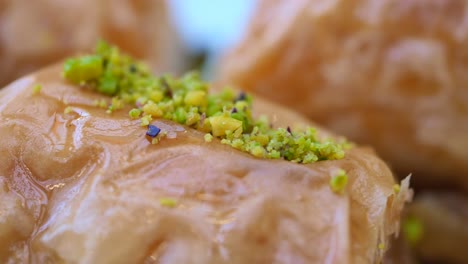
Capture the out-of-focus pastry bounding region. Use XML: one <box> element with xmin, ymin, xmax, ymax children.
<box><xmin>405</xmin><ymin>192</ymin><xmax>468</xmax><ymax>264</ymax></box>
<box><xmin>219</xmin><ymin>0</ymin><xmax>468</xmax><ymax>190</ymax></box>
<box><xmin>0</xmin><ymin>0</ymin><xmax>184</xmax><ymax>87</ymax></box>
<box><xmin>383</xmin><ymin>235</ymin><xmax>416</xmax><ymax>264</ymax></box>
<box><xmin>0</xmin><ymin>43</ymin><xmax>411</xmax><ymax>263</ymax></box>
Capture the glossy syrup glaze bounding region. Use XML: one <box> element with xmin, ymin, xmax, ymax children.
<box><xmin>0</xmin><ymin>65</ymin><xmax>410</xmax><ymax>263</ymax></box>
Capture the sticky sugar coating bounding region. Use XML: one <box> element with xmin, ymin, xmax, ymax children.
<box><xmin>0</xmin><ymin>61</ymin><xmax>411</xmax><ymax>263</ymax></box>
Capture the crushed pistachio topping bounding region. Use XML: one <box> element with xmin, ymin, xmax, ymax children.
<box><xmin>159</xmin><ymin>197</ymin><xmax>177</xmax><ymax>208</ymax></box>
<box><xmin>62</xmin><ymin>41</ymin><xmax>349</xmax><ymax>163</ymax></box>
<box><xmin>330</xmin><ymin>169</ymin><xmax>348</xmax><ymax>194</ymax></box>
<box><xmin>204</xmin><ymin>133</ymin><xmax>213</xmax><ymax>142</ymax></box>
<box><xmin>403</xmin><ymin>216</ymin><xmax>423</xmax><ymax>245</ymax></box>
<box><xmin>93</xmin><ymin>99</ymin><xmax>108</xmax><ymax>109</ymax></box>
<box><xmin>32</xmin><ymin>84</ymin><xmax>42</xmax><ymax>95</ymax></box>
<box><xmin>140</xmin><ymin>115</ymin><xmax>152</xmax><ymax>127</ymax></box>
<box><xmin>378</xmin><ymin>243</ymin><xmax>385</xmax><ymax>250</ymax></box>
<box><xmin>393</xmin><ymin>184</ymin><xmax>401</xmax><ymax>194</ymax></box>
<box><xmin>151</xmin><ymin>138</ymin><xmax>159</xmax><ymax>145</ymax></box>
<box><xmin>64</xmin><ymin>106</ymin><xmax>73</xmax><ymax>114</ymax></box>
<box><xmin>129</xmin><ymin>108</ymin><xmax>142</xmax><ymax>119</ymax></box>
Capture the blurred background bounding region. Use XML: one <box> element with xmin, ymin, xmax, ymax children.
<box><xmin>169</xmin><ymin>0</ymin><xmax>254</xmax><ymax>78</ymax></box>
<box><xmin>0</xmin><ymin>0</ymin><xmax>184</xmax><ymax>85</ymax></box>
<box><xmin>0</xmin><ymin>0</ymin><xmax>253</xmax><ymax>85</ymax></box>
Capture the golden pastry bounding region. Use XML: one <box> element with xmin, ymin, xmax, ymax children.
<box><xmin>0</xmin><ymin>43</ymin><xmax>410</xmax><ymax>263</ymax></box>
<box><xmin>406</xmin><ymin>192</ymin><xmax>468</xmax><ymax>264</ymax></box>
<box><xmin>219</xmin><ymin>0</ymin><xmax>468</xmax><ymax>190</ymax></box>
<box><xmin>0</xmin><ymin>0</ymin><xmax>184</xmax><ymax>87</ymax></box>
